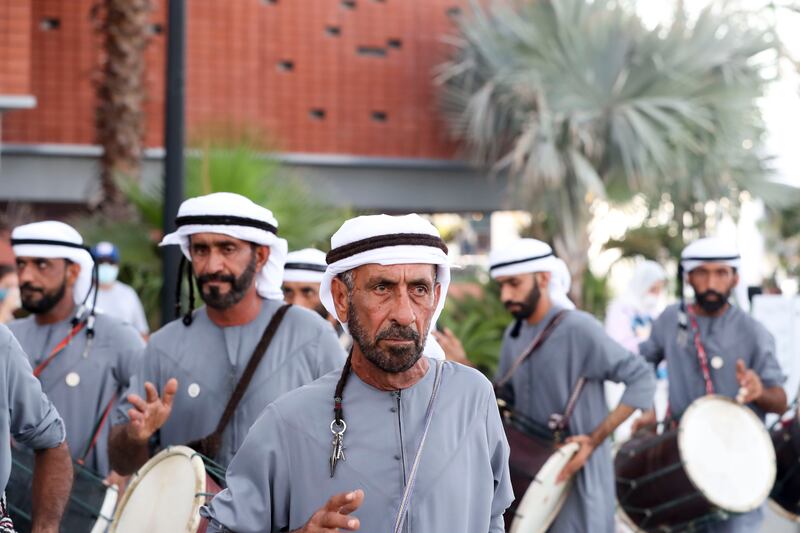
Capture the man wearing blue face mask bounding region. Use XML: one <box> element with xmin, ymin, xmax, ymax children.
<box><xmin>91</xmin><ymin>241</ymin><xmax>149</xmax><ymax>338</ymax></box>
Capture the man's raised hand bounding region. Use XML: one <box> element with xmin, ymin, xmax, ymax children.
<box><xmin>126</xmin><ymin>378</ymin><xmax>178</xmax><ymax>443</ymax></box>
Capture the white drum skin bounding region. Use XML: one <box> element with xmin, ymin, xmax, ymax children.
<box><xmin>510</xmin><ymin>441</ymin><xmax>580</xmax><ymax>533</ymax></box>
<box><xmin>110</xmin><ymin>446</ymin><xmax>208</xmax><ymax>533</ymax></box>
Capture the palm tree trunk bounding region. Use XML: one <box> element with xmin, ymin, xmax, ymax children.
<box><xmin>550</xmin><ymin>185</ymin><xmax>590</xmax><ymax>307</ymax></box>
<box><xmin>93</xmin><ymin>0</ymin><xmax>151</xmax><ymax>219</ymax></box>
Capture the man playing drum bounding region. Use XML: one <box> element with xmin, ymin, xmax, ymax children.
<box><xmin>491</xmin><ymin>238</ymin><xmax>655</xmax><ymax>533</ymax></box>
<box><xmin>637</xmin><ymin>237</ymin><xmax>786</xmax><ymax>532</ymax></box>
<box><xmin>109</xmin><ymin>193</ymin><xmax>346</xmax><ymax>474</ymax></box>
<box><xmin>0</xmin><ymin>324</ymin><xmax>72</xmax><ymax>531</ymax></box>
<box><xmin>202</xmin><ymin>214</ymin><xmax>514</xmax><ymax>532</ymax></box>
<box><xmin>9</xmin><ymin>221</ymin><xmax>145</xmax><ymax>480</ymax></box>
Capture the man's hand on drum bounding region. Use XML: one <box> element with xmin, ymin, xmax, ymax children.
<box><xmin>631</xmin><ymin>409</ymin><xmax>657</xmax><ymax>435</ymax></box>
<box><xmin>735</xmin><ymin>359</ymin><xmax>763</xmax><ymax>404</ymax></box>
<box><xmin>295</xmin><ymin>489</ymin><xmax>365</xmax><ymax>532</ymax></box>
<box><xmin>126</xmin><ymin>378</ymin><xmax>178</xmax><ymax>443</ymax></box>
<box><xmin>556</xmin><ymin>435</ymin><xmax>594</xmax><ymax>484</ymax></box>
<box><xmin>103</xmin><ymin>470</ymin><xmax>130</xmax><ymax>492</ymax></box>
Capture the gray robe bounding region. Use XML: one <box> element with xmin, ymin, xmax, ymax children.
<box><xmin>203</xmin><ymin>359</ymin><xmax>513</xmax><ymax>533</ymax></box>
<box><xmin>639</xmin><ymin>303</ymin><xmax>785</xmax><ymax>532</ymax></box>
<box><xmin>495</xmin><ymin>306</ymin><xmax>656</xmax><ymax>533</ymax></box>
<box><xmin>0</xmin><ymin>324</ymin><xmax>66</xmax><ymax>494</ymax></box>
<box><xmin>9</xmin><ymin>312</ymin><xmax>143</xmax><ymax>475</ymax></box>
<box><xmin>113</xmin><ymin>299</ymin><xmax>346</xmax><ymax>468</ymax></box>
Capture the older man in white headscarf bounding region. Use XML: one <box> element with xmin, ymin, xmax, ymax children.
<box><xmin>8</xmin><ymin>221</ymin><xmax>144</xmax><ymax>480</ymax></box>
<box><xmin>490</xmin><ymin>238</ymin><xmax>655</xmax><ymax>533</ymax></box>
<box><xmin>637</xmin><ymin>237</ymin><xmax>785</xmax><ymax>532</ymax></box>
<box><xmin>203</xmin><ymin>213</ymin><xmax>513</xmax><ymax>533</ymax></box>
<box><xmin>109</xmin><ymin>193</ymin><xmax>346</xmax><ymax>475</ymax></box>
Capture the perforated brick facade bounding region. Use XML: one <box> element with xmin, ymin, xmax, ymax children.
<box><xmin>2</xmin><ymin>0</ymin><xmax>465</xmax><ymax>158</ymax></box>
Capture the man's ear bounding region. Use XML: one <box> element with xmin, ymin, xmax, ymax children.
<box><xmin>65</xmin><ymin>261</ymin><xmax>81</xmax><ymax>287</ymax></box>
<box><xmin>331</xmin><ymin>276</ymin><xmax>351</xmax><ymax>323</ymax></box>
<box><xmin>535</xmin><ymin>271</ymin><xmax>551</xmax><ymax>289</ymax></box>
<box><xmin>433</xmin><ymin>281</ymin><xmax>442</xmax><ymax>311</ymax></box>
<box><xmin>255</xmin><ymin>245</ymin><xmax>270</xmax><ymax>272</ymax></box>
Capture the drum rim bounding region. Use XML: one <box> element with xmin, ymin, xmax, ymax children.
<box><xmin>108</xmin><ymin>445</ymin><xmax>207</xmax><ymax>533</ymax></box>
<box><xmin>509</xmin><ymin>441</ymin><xmax>580</xmax><ymax>533</ymax></box>
<box><xmin>768</xmin><ymin>498</ymin><xmax>800</xmax><ymax>523</ymax></box>
<box><xmin>677</xmin><ymin>394</ymin><xmax>776</xmax><ymax>513</ymax></box>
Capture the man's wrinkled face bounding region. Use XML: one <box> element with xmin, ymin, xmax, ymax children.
<box><xmin>16</xmin><ymin>257</ymin><xmax>77</xmax><ymax>314</ymax></box>
<box><xmin>189</xmin><ymin>233</ymin><xmax>269</xmax><ymax>310</ymax></box>
<box><xmin>688</xmin><ymin>263</ymin><xmax>738</xmax><ymax>314</ymax></box>
<box><xmin>282</xmin><ymin>281</ymin><xmax>327</xmax><ymax>318</ymax></box>
<box><xmin>495</xmin><ymin>272</ymin><xmax>547</xmax><ymax>319</ymax></box>
<box><xmin>332</xmin><ymin>264</ymin><xmax>440</xmax><ymax>373</ymax></box>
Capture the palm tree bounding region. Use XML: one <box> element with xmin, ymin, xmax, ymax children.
<box><xmin>437</xmin><ymin>0</ymin><xmax>786</xmax><ymax>304</ymax></box>
<box><xmin>93</xmin><ymin>0</ymin><xmax>152</xmax><ymax>218</ymax></box>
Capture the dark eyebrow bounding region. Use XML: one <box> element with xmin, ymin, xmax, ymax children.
<box><xmin>408</xmin><ymin>277</ymin><xmax>434</xmax><ymax>287</ymax></box>
<box><xmin>366</xmin><ymin>276</ymin><xmax>398</xmax><ymax>287</ymax></box>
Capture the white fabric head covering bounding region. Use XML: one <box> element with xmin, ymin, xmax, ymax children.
<box><xmin>11</xmin><ymin>221</ymin><xmax>95</xmax><ymax>305</ymax></box>
<box><xmin>681</xmin><ymin>237</ymin><xmax>741</xmax><ymax>273</ymax></box>
<box><xmin>320</xmin><ymin>214</ymin><xmax>451</xmax><ymax>360</ymax></box>
<box><xmin>283</xmin><ymin>248</ymin><xmax>327</xmax><ymax>284</ymax></box>
<box><xmin>489</xmin><ymin>239</ymin><xmax>573</xmax><ymax>308</ymax></box>
<box><xmin>628</xmin><ymin>260</ymin><xmax>667</xmax><ymax>300</ymax></box>
<box><xmin>160</xmin><ymin>192</ymin><xmax>288</xmax><ymax>301</ymax></box>
<box><xmin>550</xmin><ymin>258</ymin><xmax>576</xmax><ymax>310</ymax></box>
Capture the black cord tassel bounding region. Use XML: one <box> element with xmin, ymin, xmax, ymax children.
<box><xmin>175</xmin><ymin>256</ymin><xmax>186</xmax><ymax>319</ymax></box>
<box><xmin>183</xmin><ymin>258</ymin><xmax>195</xmax><ymax>326</ymax></box>
<box><xmin>510</xmin><ymin>319</ymin><xmax>523</xmax><ymax>339</ymax></box>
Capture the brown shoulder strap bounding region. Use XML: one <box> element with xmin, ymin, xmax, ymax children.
<box><xmin>495</xmin><ymin>310</ymin><xmax>569</xmax><ymax>389</ymax></box>
<box><xmin>189</xmin><ymin>303</ymin><xmax>292</xmax><ymax>458</ymax></box>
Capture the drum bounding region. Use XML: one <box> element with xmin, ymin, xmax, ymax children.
<box><xmin>6</xmin><ymin>445</ymin><xmax>118</xmax><ymax>533</ymax></box>
<box><xmin>615</xmin><ymin>395</ymin><xmax>775</xmax><ymax>532</ymax></box>
<box><xmin>509</xmin><ymin>441</ymin><xmax>579</xmax><ymax>533</ymax></box>
<box><xmin>499</xmin><ymin>403</ymin><xmax>577</xmax><ymax>532</ymax></box>
<box><xmin>109</xmin><ymin>446</ymin><xmax>223</xmax><ymax>533</ymax></box>
<box><xmin>769</xmin><ymin>405</ymin><xmax>800</xmax><ymax>521</ymax></box>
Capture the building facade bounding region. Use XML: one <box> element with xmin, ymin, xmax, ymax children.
<box><xmin>0</xmin><ymin>0</ymin><xmax>513</xmax><ymax>213</ymax></box>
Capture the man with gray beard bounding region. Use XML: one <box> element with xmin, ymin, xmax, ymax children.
<box><xmin>203</xmin><ymin>213</ymin><xmax>513</xmax><ymax>533</ymax></box>
<box><xmin>108</xmin><ymin>193</ymin><xmax>345</xmax><ymax>474</ymax></box>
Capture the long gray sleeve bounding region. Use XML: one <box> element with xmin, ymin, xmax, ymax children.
<box><xmin>486</xmin><ymin>389</ymin><xmax>513</xmax><ymax>532</ymax></box>
<box><xmin>578</xmin><ymin>314</ymin><xmax>656</xmax><ymax>411</ymax></box>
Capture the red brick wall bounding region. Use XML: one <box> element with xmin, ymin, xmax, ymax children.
<box><xmin>4</xmin><ymin>0</ymin><xmax>464</xmax><ymax>158</ymax></box>
<box><xmin>0</xmin><ymin>0</ymin><xmax>33</xmax><ymax>96</ymax></box>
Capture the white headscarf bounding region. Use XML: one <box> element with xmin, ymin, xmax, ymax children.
<box><xmin>624</xmin><ymin>260</ymin><xmax>667</xmax><ymax>312</ymax></box>
<box><xmin>489</xmin><ymin>238</ymin><xmax>574</xmax><ymax>308</ymax></box>
<box><xmin>283</xmin><ymin>248</ymin><xmax>327</xmax><ymax>284</ymax></box>
<box><xmin>681</xmin><ymin>237</ymin><xmax>741</xmax><ymax>274</ymax></box>
<box><xmin>320</xmin><ymin>214</ymin><xmax>451</xmax><ymax>360</ymax></box>
<box><xmin>160</xmin><ymin>192</ymin><xmax>288</xmax><ymax>301</ymax></box>
<box><xmin>11</xmin><ymin>221</ymin><xmax>95</xmax><ymax>305</ymax></box>
<box><xmin>550</xmin><ymin>258</ymin><xmax>576</xmax><ymax>310</ymax></box>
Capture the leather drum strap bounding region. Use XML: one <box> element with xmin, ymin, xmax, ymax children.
<box><xmin>189</xmin><ymin>304</ymin><xmax>292</xmax><ymax>458</ymax></box>
<box><xmin>495</xmin><ymin>310</ymin><xmax>569</xmax><ymax>389</ymax></box>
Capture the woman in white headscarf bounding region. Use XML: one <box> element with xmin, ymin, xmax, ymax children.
<box><xmin>604</xmin><ymin>260</ymin><xmax>668</xmax><ymax>443</ymax></box>
<box><xmin>605</xmin><ymin>260</ymin><xmax>667</xmax><ymax>353</ymax></box>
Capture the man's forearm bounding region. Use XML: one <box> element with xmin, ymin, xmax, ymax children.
<box><xmin>32</xmin><ymin>442</ymin><xmax>72</xmax><ymax>533</ymax></box>
<box><xmin>755</xmin><ymin>386</ymin><xmax>788</xmax><ymax>415</ymax></box>
<box><xmin>589</xmin><ymin>404</ymin><xmax>636</xmax><ymax>448</ymax></box>
<box><xmin>108</xmin><ymin>424</ymin><xmax>151</xmax><ymax>475</ymax></box>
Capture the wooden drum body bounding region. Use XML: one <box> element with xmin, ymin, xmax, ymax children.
<box><xmin>615</xmin><ymin>395</ymin><xmax>775</xmax><ymax>532</ymax></box>
<box><xmin>770</xmin><ymin>407</ymin><xmax>800</xmax><ymax>521</ymax></box>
